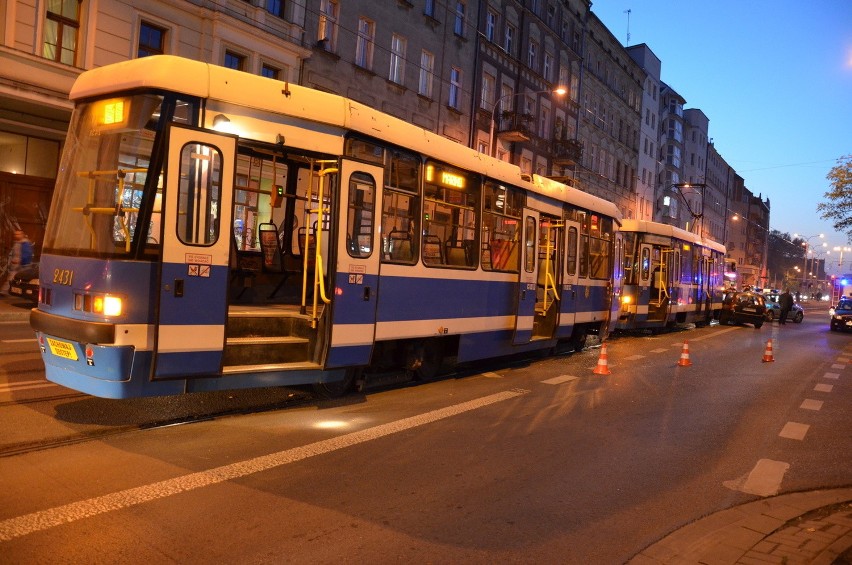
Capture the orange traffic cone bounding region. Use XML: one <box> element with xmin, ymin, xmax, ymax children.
<box><xmin>762</xmin><ymin>339</ymin><xmax>775</xmax><ymax>363</ymax></box>
<box><xmin>593</xmin><ymin>343</ymin><xmax>611</xmax><ymax>375</ymax></box>
<box><xmin>677</xmin><ymin>341</ymin><xmax>692</xmax><ymax>367</ymax></box>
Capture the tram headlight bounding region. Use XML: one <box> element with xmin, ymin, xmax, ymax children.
<box><xmin>103</xmin><ymin>296</ymin><xmax>123</xmax><ymax>317</ymax></box>
<box><xmin>621</xmin><ymin>295</ymin><xmax>632</xmax><ymax>305</ymax></box>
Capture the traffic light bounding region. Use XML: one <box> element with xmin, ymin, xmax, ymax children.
<box><xmin>271</xmin><ymin>185</ymin><xmax>284</xmax><ymax>208</ymax></box>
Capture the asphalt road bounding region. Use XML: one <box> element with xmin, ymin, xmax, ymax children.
<box><xmin>0</xmin><ymin>308</ymin><xmax>849</xmax><ymax>563</ymax></box>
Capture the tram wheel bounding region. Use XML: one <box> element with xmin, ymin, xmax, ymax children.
<box><xmin>570</xmin><ymin>327</ymin><xmax>587</xmax><ymax>352</ymax></box>
<box><xmin>312</xmin><ymin>368</ymin><xmax>360</xmax><ymax>398</ymax></box>
<box><xmin>407</xmin><ymin>340</ymin><xmax>445</xmax><ymax>382</ymax></box>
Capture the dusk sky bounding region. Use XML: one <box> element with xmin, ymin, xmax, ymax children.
<box><xmin>592</xmin><ymin>1</ymin><xmax>852</xmax><ymax>269</ymax></box>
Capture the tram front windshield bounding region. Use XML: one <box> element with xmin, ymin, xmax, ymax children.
<box><xmin>43</xmin><ymin>92</ymin><xmax>196</xmax><ymax>259</ymax></box>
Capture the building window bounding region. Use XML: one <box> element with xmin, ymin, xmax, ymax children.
<box><xmin>138</xmin><ymin>22</ymin><xmax>166</xmax><ymax>58</ymax></box>
<box><xmin>540</xmin><ymin>106</ymin><xmax>550</xmax><ymax>138</ymax></box>
<box><xmin>454</xmin><ymin>2</ymin><xmax>466</xmax><ymax>36</ymax></box>
<box><xmin>424</xmin><ymin>0</ymin><xmax>435</xmax><ymax>18</ymax></box>
<box><xmin>224</xmin><ymin>51</ymin><xmax>246</xmax><ymax>70</ymax></box>
<box><xmin>543</xmin><ymin>52</ymin><xmax>553</xmax><ymax>82</ymax></box>
<box><xmin>485</xmin><ymin>10</ymin><xmax>497</xmax><ymax>42</ymax></box>
<box><xmin>261</xmin><ymin>64</ymin><xmax>282</xmax><ymax>80</ymax></box>
<box><xmin>419</xmin><ymin>50</ymin><xmax>434</xmax><ymax>97</ymax></box>
<box><xmin>266</xmin><ymin>0</ymin><xmax>286</xmax><ymax>18</ymax></box>
<box><xmin>527</xmin><ymin>41</ymin><xmax>538</xmax><ymax>70</ymax></box>
<box><xmin>42</xmin><ymin>0</ymin><xmax>81</xmax><ymax>65</ymax></box>
<box><xmin>449</xmin><ymin>67</ymin><xmax>462</xmax><ymax>110</ymax></box>
<box><xmin>504</xmin><ymin>24</ymin><xmax>515</xmax><ymax>55</ymax></box>
<box><xmin>389</xmin><ymin>34</ymin><xmax>406</xmax><ymax>85</ymax></box>
<box><xmin>481</xmin><ymin>72</ymin><xmax>495</xmax><ymax>110</ymax></box>
<box><xmin>318</xmin><ymin>0</ymin><xmax>339</xmax><ymax>51</ymax></box>
<box><xmin>546</xmin><ymin>4</ymin><xmax>556</xmax><ymax>27</ymax></box>
<box><xmin>355</xmin><ymin>17</ymin><xmax>375</xmax><ymax>70</ymax></box>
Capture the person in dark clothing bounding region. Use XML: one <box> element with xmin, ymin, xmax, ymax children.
<box><xmin>779</xmin><ymin>288</ymin><xmax>794</xmax><ymax>324</ymax></box>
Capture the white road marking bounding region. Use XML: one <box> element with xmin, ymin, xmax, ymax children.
<box><xmin>815</xmin><ymin>383</ymin><xmax>834</xmax><ymax>393</ymax></box>
<box><xmin>0</xmin><ymin>389</ymin><xmax>529</xmax><ymax>542</ymax></box>
<box><xmin>0</xmin><ymin>382</ymin><xmax>60</xmax><ymax>393</ymax></box>
<box><xmin>623</xmin><ymin>355</ymin><xmax>645</xmax><ymax>361</ymax></box>
<box><xmin>830</xmin><ymin>363</ymin><xmax>845</xmax><ymax>370</ymax></box>
<box><xmin>837</xmin><ymin>357</ymin><xmax>849</xmax><ymax>363</ymax></box>
<box><xmin>724</xmin><ymin>459</ymin><xmax>790</xmax><ymax>497</ymax></box>
<box><xmin>541</xmin><ymin>375</ymin><xmax>578</xmax><ymax>385</ymax></box>
<box><xmin>823</xmin><ymin>373</ymin><xmax>840</xmax><ymax>380</ymax></box>
<box><xmin>649</xmin><ymin>348</ymin><xmax>668</xmax><ymax>354</ymax></box>
<box><xmin>480</xmin><ymin>372</ymin><xmax>503</xmax><ymax>379</ymax></box>
<box><xmin>779</xmin><ymin>422</ymin><xmax>810</xmax><ymax>440</ymax></box>
<box><xmin>800</xmin><ymin>399</ymin><xmax>824</xmax><ymax>411</ymax></box>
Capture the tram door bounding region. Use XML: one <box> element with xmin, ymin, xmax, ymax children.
<box><xmin>154</xmin><ymin>125</ymin><xmax>236</xmax><ymax>378</ymax></box>
<box><xmin>532</xmin><ymin>216</ymin><xmax>562</xmax><ymax>340</ymax></box>
<box><xmin>326</xmin><ymin>160</ymin><xmax>383</xmax><ymax>367</ymax></box>
<box><xmin>513</xmin><ymin>208</ymin><xmax>540</xmax><ymax>344</ymax></box>
<box><xmin>647</xmin><ymin>245</ymin><xmax>669</xmax><ymax>322</ymax></box>
<box><xmin>560</xmin><ymin>220</ymin><xmax>581</xmax><ymax>330</ymax></box>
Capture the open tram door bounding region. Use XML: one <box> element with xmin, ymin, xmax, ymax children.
<box><xmin>532</xmin><ymin>215</ymin><xmax>562</xmax><ymax>340</ymax></box>
<box><xmin>325</xmin><ymin>159</ymin><xmax>383</xmax><ymax>368</ymax></box>
<box><xmin>560</xmin><ymin>219</ymin><xmax>581</xmax><ymax>332</ymax></box>
<box><xmin>513</xmin><ymin>208</ymin><xmax>540</xmax><ymax>344</ymax></box>
<box><xmin>154</xmin><ymin>125</ymin><xmax>236</xmax><ymax>378</ymax></box>
<box><xmin>646</xmin><ymin>243</ymin><xmax>671</xmax><ymax>323</ymax></box>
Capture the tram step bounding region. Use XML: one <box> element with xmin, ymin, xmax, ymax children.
<box><xmin>223</xmin><ymin>335</ymin><xmax>312</xmax><ymax>366</ymax></box>
<box><xmin>226</xmin><ymin>336</ymin><xmax>309</xmax><ymax>346</ymax></box>
<box><xmin>226</xmin><ymin>315</ymin><xmax>313</xmax><ymax>340</ymax></box>
<box><xmin>221</xmin><ymin>361</ymin><xmax>322</xmax><ymax>374</ymax></box>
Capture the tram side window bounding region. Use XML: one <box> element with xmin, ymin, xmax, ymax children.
<box><xmin>579</xmin><ymin>213</ymin><xmax>612</xmax><ymax>279</ymax></box>
<box><xmin>566</xmin><ymin>226</ymin><xmax>578</xmax><ymax>276</ymax></box>
<box><xmin>176</xmin><ymin>142</ymin><xmax>223</xmax><ymax>246</ymax></box>
<box><xmin>621</xmin><ymin>232</ymin><xmax>637</xmax><ymax>284</ymax></box>
<box><xmin>347</xmin><ymin>173</ymin><xmax>375</xmax><ymax>257</ymax></box>
<box><xmin>381</xmin><ymin>149</ymin><xmax>420</xmax><ymax>264</ymax></box>
<box><xmin>482</xmin><ymin>182</ymin><xmax>522</xmax><ymax>272</ymax></box>
<box><xmin>524</xmin><ymin>215</ymin><xmax>536</xmax><ymax>273</ymax></box>
<box><xmin>234</xmin><ymin>151</ymin><xmax>287</xmax><ymax>251</ymax></box>
<box><xmin>422</xmin><ymin>161</ymin><xmax>479</xmax><ymax>268</ymax></box>
<box><xmin>641</xmin><ymin>247</ymin><xmax>651</xmax><ymax>282</ymax></box>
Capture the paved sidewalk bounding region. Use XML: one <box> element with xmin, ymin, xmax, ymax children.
<box><xmin>630</xmin><ymin>487</ymin><xmax>852</xmax><ymax>564</ymax></box>
<box><xmin>0</xmin><ymin>294</ymin><xmax>32</xmax><ymax>322</ymax></box>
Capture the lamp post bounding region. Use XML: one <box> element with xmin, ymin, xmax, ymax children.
<box><xmin>488</xmin><ymin>86</ymin><xmax>567</xmax><ymax>158</ymax></box>
<box><xmin>795</xmin><ymin>233</ymin><xmax>825</xmax><ymax>293</ymax></box>
<box><xmin>833</xmin><ymin>246</ymin><xmax>851</xmax><ymax>270</ymax></box>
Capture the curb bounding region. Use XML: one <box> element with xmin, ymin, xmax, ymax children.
<box><xmin>629</xmin><ymin>487</ymin><xmax>852</xmax><ymax>564</ymax></box>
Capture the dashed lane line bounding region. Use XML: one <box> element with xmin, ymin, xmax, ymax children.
<box><xmin>815</xmin><ymin>383</ymin><xmax>835</xmax><ymax>393</ymax></box>
<box><xmin>0</xmin><ymin>388</ymin><xmax>529</xmax><ymax>542</ymax></box>
<box><xmin>800</xmin><ymin>399</ymin><xmax>824</xmax><ymax>411</ymax></box>
<box><xmin>779</xmin><ymin>422</ymin><xmax>810</xmax><ymax>441</ymax></box>
<box><xmin>541</xmin><ymin>375</ymin><xmax>578</xmax><ymax>385</ymax></box>
<box><xmin>724</xmin><ymin>459</ymin><xmax>790</xmax><ymax>497</ymax></box>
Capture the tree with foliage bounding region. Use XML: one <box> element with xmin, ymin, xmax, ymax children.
<box><xmin>817</xmin><ymin>154</ymin><xmax>852</xmax><ymax>241</ymax></box>
<box><xmin>766</xmin><ymin>230</ymin><xmax>808</xmax><ymax>289</ymax></box>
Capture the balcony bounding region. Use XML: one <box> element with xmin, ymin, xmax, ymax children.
<box><xmin>495</xmin><ymin>111</ymin><xmax>534</xmax><ymax>143</ymax></box>
<box><xmin>552</xmin><ymin>138</ymin><xmax>583</xmax><ymax>166</ymax></box>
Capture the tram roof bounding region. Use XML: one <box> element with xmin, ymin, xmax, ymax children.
<box><xmin>69</xmin><ymin>55</ymin><xmax>621</xmax><ymax>222</ymax></box>
<box><xmin>620</xmin><ymin>219</ymin><xmax>726</xmax><ymax>254</ymax></box>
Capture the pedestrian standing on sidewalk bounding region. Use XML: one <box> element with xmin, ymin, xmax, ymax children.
<box><xmin>1</xmin><ymin>230</ymin><xmax>33</xmax><ymax>294</ymax></box>
<box><xmin>779</xmin><ymin>287</ymin><xmax>794</xmax><ymax>325</ymax></box>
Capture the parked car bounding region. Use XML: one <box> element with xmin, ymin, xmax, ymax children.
<box><xmin>718</xmin><ymin>290</ymin><xmax>766</xmax><ymax>328</ymax></box>
<box><xmin>829</xmin><ymin>299</ymin><xmax>852</xmax><ymax>331</ymax></box>
<box><xmin>763</xmin><ymin>291</ymin><xmax>804</xmax><ymax>323</ymax></box>
<box><xmin>7</xmin><ymin>263</ymin><xmax>39</xmax><ymax>303</ymax></box>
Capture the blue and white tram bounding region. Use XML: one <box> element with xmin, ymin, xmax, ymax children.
<box><xmin>31</xmin><ymin>56</ymin><xmax>623</xmax><ymax>399</ymax></box>
<box><xmin>615</xmin><ymin>219</ymin><xmax>725</xmax><ymax>331</ymax></box>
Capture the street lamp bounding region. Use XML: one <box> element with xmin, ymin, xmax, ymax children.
<box><xmin>833</xmin><ymin>246</ymin><xmax>851</xmax><ymax>270</ymax></box>
<box><xmin>795</xmin><ymin>233</ymin><xmax>825</xmax><ymax>291</ymax></box>
<box><xmin>488</xmin><ymin>86</ymin><xmax>567</xmax><ymax>158</ymax></box>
